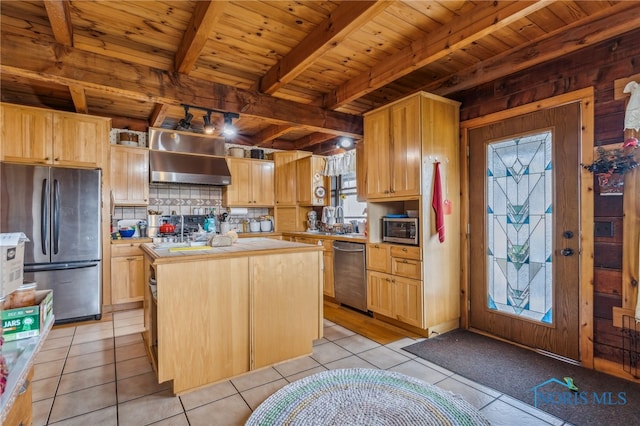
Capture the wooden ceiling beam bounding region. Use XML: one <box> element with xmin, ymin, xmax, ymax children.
<box><xmin>259</xmin><ymin>1</ymin><xmax>388</xmax><ymax>94</ymax></box>
<box><xmin>294</xmin><ymin>132</ymin><xmax>338</xmax><ymax>150</ymax></box>
<box><xmin>175</xmin><ymin>1</ymin><xmax>227</xmax><ymax>74</ymax></box>
<box><xmin>253</xmin><ymin>124</ymin><xmax>296</xmax><ymax>147</ymax></box>
<box><xmin>422</xmin><ymin>2</ymin><xmax>640</xmax><ymax>97</ymax></box>
<box><xmin>325</xmin><ymin>0</ymin><xmax>548</xmax><ymax>109</ymax></box>
<box><xmin>149</xmin><ymin>103</ymin><xmax>169</xmax><ymax>128</ymax></box>
<box><xmin>43</xmin><ymin>0</ymin><xmax>73</xmax><ymax>46</ymax></box>
<box><xmin>0</xmin><ymin>34</ymin><xmax>362</xmax><ymax>138</ymax></box>
<box><xmin>68</xmin><ymin>85</ymin><xmax>88</xmax><ymax>114</ymax></box>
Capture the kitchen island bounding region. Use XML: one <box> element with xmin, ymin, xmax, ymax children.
<box><xmin>140</xmin><ymin>237</ymin><xmax>323</xmax><ymax>395</ymax></box>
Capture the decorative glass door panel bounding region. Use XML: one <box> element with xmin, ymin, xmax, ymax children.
<box><xmin>468</xmin><ymin>103</ymin><xmax>581</xmax><ymax>361</ymax></box>
<box><xmin>486</xmin><ymin>131</ymin><xmax>553</xmax><ymax>324</ymax></box>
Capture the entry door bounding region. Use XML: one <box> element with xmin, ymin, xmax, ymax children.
<box><xmin>468</xmin><ymin>103</ymin><xmax>581</xmax><ymax>361</ymax></box>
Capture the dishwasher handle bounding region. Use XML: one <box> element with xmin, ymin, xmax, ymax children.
<box><xmin>332</xmin><ymin>242</ymin><xmax>365</xmax><ymax>252</ymax></box>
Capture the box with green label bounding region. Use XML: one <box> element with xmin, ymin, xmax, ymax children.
<box><xmin>2</xmin><ymin>290</ymin><xmax>53</xmax><ymax>342</ymax></box>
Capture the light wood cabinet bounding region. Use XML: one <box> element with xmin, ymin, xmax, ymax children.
<box><xmin>366</xmin><ymin>242</ymin><xmax>424</xmax><ymax>328</ymax></box>
<box><xmin>275</xmin><ymin>205</ymin><xmax>310</xmax><ymax>232</ymax></box>
<box><xmin>364</xmin><ymin>91</ymin><xmax>461</xmax><ymax>337</ymax></box>
<box><xmin>111</xmin><ymin>243</ymin><xmax>145</xmax><ymax>304</ymax></box>
<box><xmin>142</xmin><ymin>247</ymin><xmax>322</xmax><ymax>394</ymax></box>
<box><xmin>356</xmin><ymin>140</ymin><xmax>367</xmax><ymax>202</ymax></box>
<box><xmin>110</xmin><ymin>145</ymin><xmax>149</xmax><ymax>205</ymax></box>
<box><xmin>3</xmin><ymin>366</ymin><xmax>34</xmax><ymax>426</ymax></box>
<box><xmin>364</xmin><ymin>95</ymin><xmax>421</xmax><ymax>199</ymax></box>
<box><xmin>274</xmin><ymin>151</ymin><xmax>311</xmax><ymax>205</ymax></box>
<box><xmin>1</xmin><ymin>103</ymin><xmax>107</xmax><ymax>167</ymax></box>
<box><xmin>294</xmin><ymin>236</ymin><xmax>334</xmax><ymax>297</ymax></box>
<box><xmin>223</xmin><ymin>157</ymin><xmax>274</xmax><ymax>206</ymax></box>
<box><xmin>297</xmin><ymin>155</ymin><xmax>329</xmax><ymax>206</ymax></box>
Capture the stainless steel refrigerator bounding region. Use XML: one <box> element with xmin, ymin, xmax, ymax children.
<box><xmin>1</xmin><ymin>163</ymin><xmax>102</xmax><ymax>323</ymax></box>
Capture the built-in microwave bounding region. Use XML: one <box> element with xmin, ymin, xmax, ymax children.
<box><xmin>382</xmin><ymin>217</ymin><xmax>419</xmax><ymax>245</ymax></box>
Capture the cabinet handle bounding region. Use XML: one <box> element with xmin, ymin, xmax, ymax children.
<box><xmin>402</xmin><ymin>259</ymin><xmax>408</xmax><ymax>264</ymax></box>
<box><xmin>390</xmin><ymin>189</ymin><xmax>395</xmax><ymax>193</ymax></box>
<box><xmin>126</xmin><ymin>257</ymin><xmax>136</xmax><ymax>261</ymax></box>
<box><xmin>402</xmin><ymin>248</ymin><xmax>407</xmax><ymax>252</ymax></box>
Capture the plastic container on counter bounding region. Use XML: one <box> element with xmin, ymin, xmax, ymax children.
<box><xmin>7</xmin><ymin>281</ymin><xmax>37</xmax><ymax>309</ymax></box>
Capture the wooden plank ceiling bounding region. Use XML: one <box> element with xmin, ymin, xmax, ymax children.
<box><xmin>1</xmin><ymin>0</ymin><xmax>638</xmax><ymax>155</ymax></box>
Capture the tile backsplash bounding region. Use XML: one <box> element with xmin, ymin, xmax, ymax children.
<box><xmin>113</xmin><ymin>183</ymin><xmax>269</xmax><ymax>221</ymax></box>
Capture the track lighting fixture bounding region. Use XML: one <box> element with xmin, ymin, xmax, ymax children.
<box><xmin>222</xmin><ymin>112</ymin><xmax>239</xmax><ymax>137</ymax></box>
<box><xmin>176</xmin><ymin>105</ymin><xmax>193</xmax><ymax>131</ymax></box>
<box><xmin>202</xmin><ymin>112</ymin><xmax>215</xmax><ymax>134</ymax></box>
<box><xmin>177</xmin><ymin>104</ymin><xmax>239</xmax><ymax>137</ymax></box>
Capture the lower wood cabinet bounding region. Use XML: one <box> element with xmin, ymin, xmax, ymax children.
<box><xmin>366</xmin><ymin>243</ymin><xmax>424</xmax><ymax>328</ymax></box>
<box><xmin>143</xmin><ymin>248</ymin><xmax>322</xmax><ymax>394</ymax></box>
<box><xmin>111</xmin><ymin>242</ymin><xmax>145</xmax><ymax>304</ymax></box>
<box><xmin>293</xmin><ymin>236</ymin><xmax>334</xmax><ymax>297</ymax></box>
<box><xmin>4</xmin><ymin>366</ymin><xmax>34</xmax><ymax>426</ymax></box>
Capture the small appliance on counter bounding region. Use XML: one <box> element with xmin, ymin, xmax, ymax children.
<box><xmin>307</xmin><ymin>211</ymin><xmax>318</xmax><ymax>231</ymax></box>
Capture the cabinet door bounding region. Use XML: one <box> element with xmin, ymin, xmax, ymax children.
<box><xmin>53</xmin><ymin>113</ymin><xmax>106</xmax><ymax>167</ymax></box>
<box><xmin>274</xmin><ymin>151</ymin><xmax>304</xmax><ymax>205</ymax></box>
<box><xmin>1</xmin><ymin>104</ymin><xmax>53</xmax><ymax>164</ymax></box>
<box><xmin>367</xmin><ymin>271</ymin><xmax>394</xmax><ymax>317</ymax></box>
<box><xmin>252</xmin><ymin>160</ymin><xmax>275</xmax><ymax>206</ymax></box>
<box><xmin>394</xmin><ymin>276</ymin><xmax>423</xmax><ymax>328</ymax></box>
<box><xmin>389</xmin><ymin>96</ymin><xmax>421</xmax><ymax>197</ymax></box>
<box><xmin>366</xmin><ymin>243</ymin><xmax>391</xmax><ymax>273</ymax></box>
<box><xmin>252</xmin><ymin>251</ymin><xmax>321</xmax><ymax>369</ymax></box>
<box><xmin>323</xmin><ymin>242</ymin><xmax>334</xmax><ymax>297</ymax></box>
<box><xmin>111</xmin><ymin>146</ymin><xmax>149</xmax><ymax>205</ymax></box>
<box><xmin>111</xmin><ymin>255</ymin><xmax>144</xmax><ymax>304</ymax></box>
<box><xmin>275</xmin><ymin>206</ymin><xmax>306</xmax><ymax>232</ymax></box>
<box><xmin>224</xmin><ymin>158</ymin><xmax>252</xmax><ymax>206</ymax></box>
<box><xmin>356</xmin><ymin>140</ymin><xmax>367</xmax><ymax>202</ymax></box>
<box><xmin>364</xmin><ymin>108</ymin><xmax>391</xmax><ymax>198</ymax></box>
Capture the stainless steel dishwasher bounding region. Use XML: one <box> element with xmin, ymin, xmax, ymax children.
<box><xmin>333</xmin><ymin>241</ymin><xmax>368</xmax><ymax>312</ymax></box>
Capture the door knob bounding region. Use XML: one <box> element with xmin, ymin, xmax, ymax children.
<box><xmin>562</xmin><ymin>231</ymin><xmax>574</xmax><ymax>239</ymax></box>
<box><xmin>561</xmin><ymin>248</ymin><xmax>574</xmax><ymax>256</ymax></box>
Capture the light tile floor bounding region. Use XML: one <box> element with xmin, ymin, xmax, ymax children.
<box><xmin>31</xmin><ymin>309</ymin><xmax>572</xmax><ymax>425</ymax></box>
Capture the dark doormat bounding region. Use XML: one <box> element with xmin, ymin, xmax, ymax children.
<box><xmin>402</xmin><ymin>329</ymin><xmax>640</xmax><ymax>425</ymax></box>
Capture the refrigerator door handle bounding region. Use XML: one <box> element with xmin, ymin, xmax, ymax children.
<box><xmin>25</xmin><ymin>261</ymin><xmax>100</xmax><ymax>272</ymax></box>
<box><xmin>41</xmin><ymin>178</ymin><xmax>49</xmax><ymax>255</ymax></box>
<box><xmin>53</xmin><ymin>178</ymin><xmax>60</xmax><ymax>255</ymax></box>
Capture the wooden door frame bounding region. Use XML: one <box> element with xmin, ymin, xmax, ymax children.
<box><xmin>459</xmin><ymin>87</ymin><xmax>595</xmax><ymax>368</ymax></box>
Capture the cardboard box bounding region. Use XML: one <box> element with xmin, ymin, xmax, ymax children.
<box><xmin>1</xmin><ymin>290</ymin><xmax>53</xmax><ymax>342</ymax></box>
<box><xmin>0</xmin><ymin>233</ymin><xmax>29</xmax><ymax>298</ymax></box>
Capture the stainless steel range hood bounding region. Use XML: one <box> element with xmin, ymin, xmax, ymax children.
<box><xmin>148</xmin><ymin>128</ymin><xmax>231</xmax><ymax>186</ymax></box>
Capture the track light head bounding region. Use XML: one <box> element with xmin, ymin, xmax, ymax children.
<box><xmin>203</xmin><ymin>112</ymin><xmax>215</xmax><ymax>134</ymax></box>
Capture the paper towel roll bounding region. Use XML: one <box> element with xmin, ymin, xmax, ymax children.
<box><xmin>229</xmin><ymin>208</ymin><xmax>249</xmax><ymax>215</ymax></box>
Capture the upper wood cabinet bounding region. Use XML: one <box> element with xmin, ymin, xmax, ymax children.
<box><xmin>365</xmin><ymin>95</ymin><xmax>421</xmax><ymax>199</ymax></box>
<box><xmin>1</xmin><ymin>103</ymin><xmax>108</xmax><ymax>167</ymax></box>
<box><xmin>356</xmin><ymin>141</ymin><xmax>367</xmax><ymax>202</ymax></box>
<box><xmin>274</xmin><ymin>151</ymin><xmax>311</xmax><ymax>205</ymax></box>
<box><xmin>110</xmin><ymin>145</ymin><xmax>149</xmax><ymax>206</ymax></box>
<box><xmin>297</xmin><ymin>155</ymin><xmax>329</xmax><ymax>206</ymax></box>
<box><xmin>223</xmin><ymin>157</ymin><xmax>274</xmax><ymax>207</ymax></box>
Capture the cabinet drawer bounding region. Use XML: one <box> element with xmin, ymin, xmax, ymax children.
<box><xmin>391</xmin><ymin>257</ymin><xmax>422</xmax><ymax>280</ymax></box>
<box><xmin>111</xmin><ymin>243</ymin><xmax>143</xmax><ymax>257</ymax></box>
<box><xmin>390</xmin><ymin>245</ymin><xmax>421</xmax><ymax>260</ymax></box>
<box><xmin>366</xmin><ymin>243</ymin><xmax>391</xmax><ymax>273</ymax></box>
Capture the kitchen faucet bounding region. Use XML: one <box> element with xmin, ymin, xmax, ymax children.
<box><xmin>335</xmin><ymin>206</ymin><xmax>344</xmax><ymax>224</ymax></box>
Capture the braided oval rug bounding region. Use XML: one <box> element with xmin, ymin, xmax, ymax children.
<box><xmin>246</xmin><ymin>368</ymin><xmax>490</xmax><ymax>426</ymax></box>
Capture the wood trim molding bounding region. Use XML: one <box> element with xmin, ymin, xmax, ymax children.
<box><xmin>459</xmin><ymin>87</ymin><xmax>595</xmax><ymax>368</ymax></box>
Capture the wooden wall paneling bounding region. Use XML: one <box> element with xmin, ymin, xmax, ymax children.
<box><xmin>593</xmin><ymin>243</ymin><xmax>623</xmax><ymax>269</ymax></box>
<box><xmin>593</xmin><ymin>217</ymin><xmax>623</xmax><ymax>244</ymax></box>
<box><xmin>594</xmin><ymin>268</ymin><xmax>623</xmax><ymax>296</ymax></box>
<box><xmin>594</xmin><ymin>191</ymin><xmax>623</xmax><ymax>217</ymax></box>
<box><xmin>593</xmin><ymin>292</ymin><xmax>621</xmax><ymax>320</ymax></box>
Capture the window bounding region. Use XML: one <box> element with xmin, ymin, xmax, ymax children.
<box><xmin>332</xmin><ymin>172</ymin><xmax>366</xmax><ymax>220</ymax></box>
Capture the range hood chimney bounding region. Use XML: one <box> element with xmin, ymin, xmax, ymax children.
<box><xmin>148</xmin><ymin>128</ymin><xmax>231</xmax><ymax>186</ymax></box>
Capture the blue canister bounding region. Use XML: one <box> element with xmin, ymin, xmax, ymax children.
<box><xmin>204</xmin><ymin>217</ymin><xmax>216</xmax><ymax>233</ymax></box>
